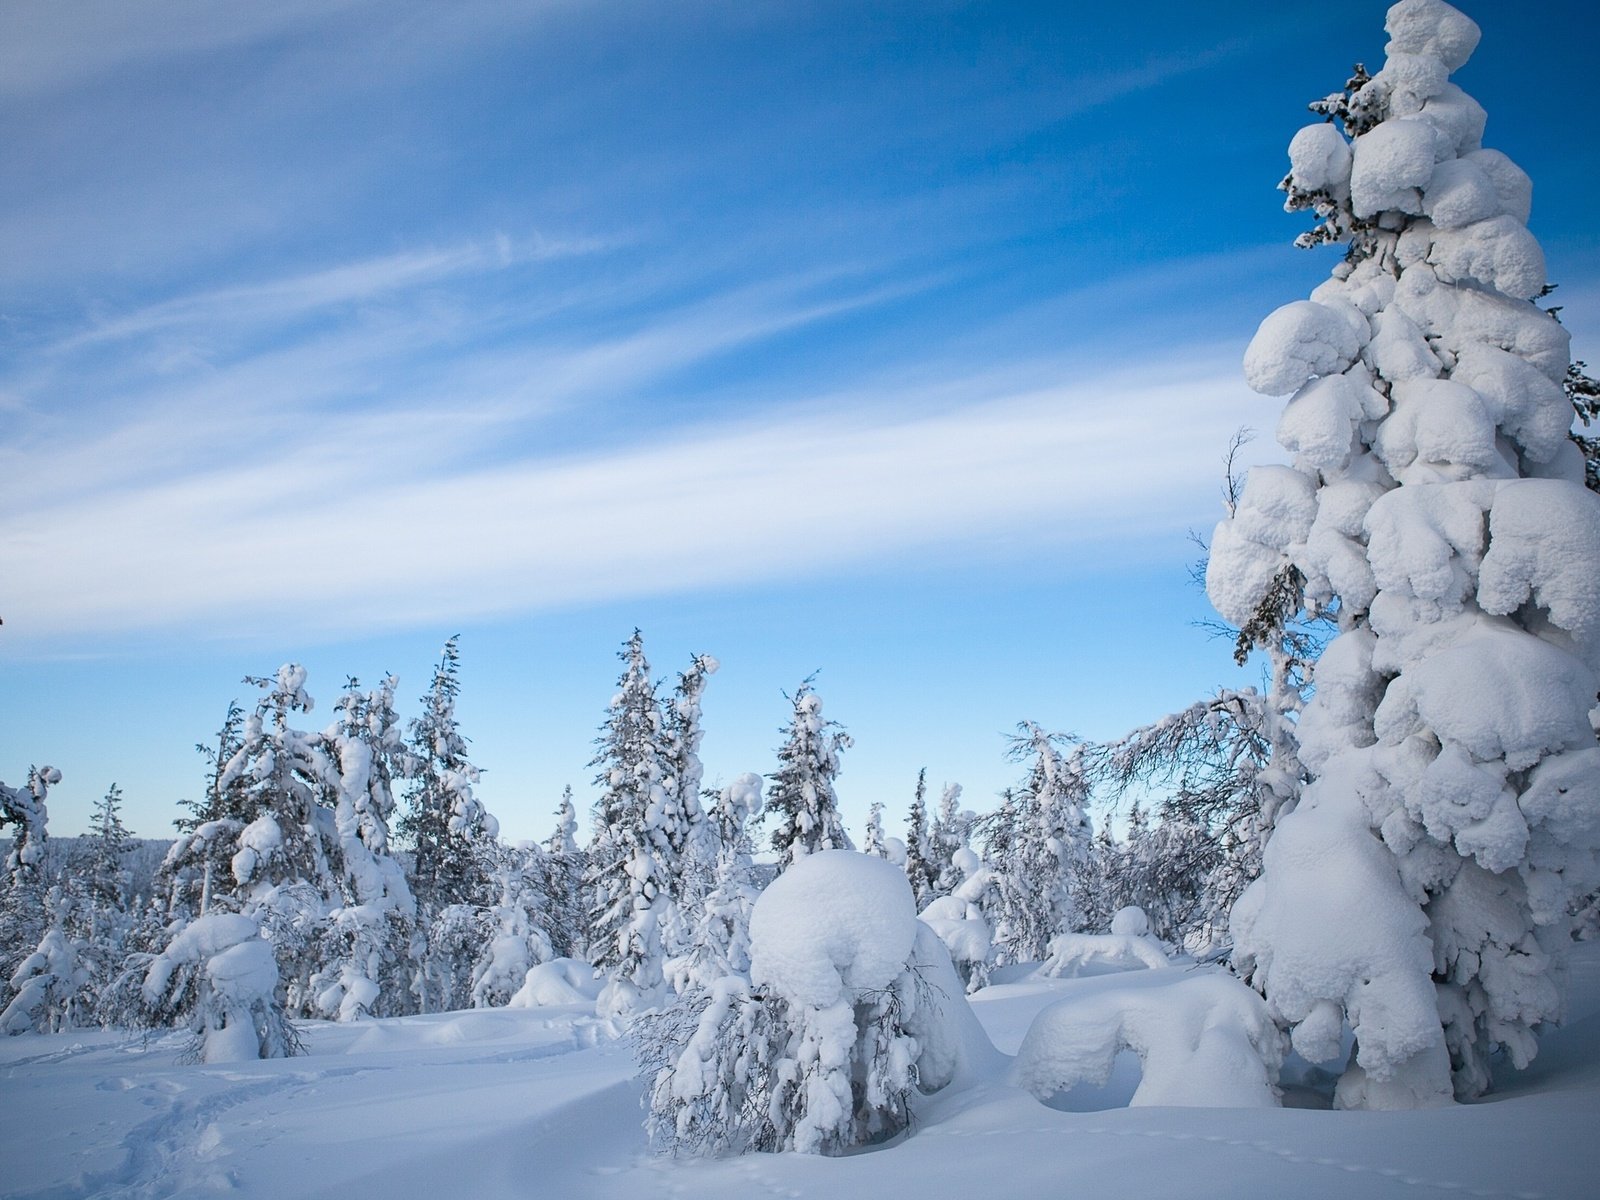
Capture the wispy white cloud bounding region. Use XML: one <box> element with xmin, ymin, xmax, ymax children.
<box><xmin>1</xmin><ymin>349</ymin><xmax>1260</xmax><ymax>648</ymax></box>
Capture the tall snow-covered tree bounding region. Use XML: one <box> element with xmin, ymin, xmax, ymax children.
<box><xmin>764</xmin><ymin>681</ymin><xmax>853</xmax><ymax>868</ymax></box>
<box><xmin>585</xmin><ymin>631</ymin><xmax>676</xmax><ymax>1014</ymax></box>
<box><xmin>665</xmin><ymin>773</ymin><xmax>764</xmax><ymax>995</ymax></box>
<box><xmin>902</xmin><ymin>769</ymin><xmax>937</xmax><ymax>908</ymax></box>
<box><xmin>0</xmin><ymin>766</ymin><xmax>61</xmax><ymax>1008</ymax></box>
<box><xmin>862</xmin><ymin>801</ymin><xmax>888</xmax><ymax>858</ymax></box>
<box><xmin>660</xmin><ymin>652</ymin><xmax>720</xmax><ymax>941</ymax></box>
<box><xmin>81</xmin><ymin>784</ymin><xmax>135</xmax><ymax>910</ymax></box>
<box><xmin>401</xmin><ymin>638</ymin><xmax>497</xmax><ymax>915</ymax></box>
<box><xmin>311</xmin><ymin>676</ymin><xmax>418</xmax><ymax>1021</ymax></box>
<box><xmin>981</xmin><ymin>725</ymin><xmax>1093</xmax><ymax>964</ymax></box>
<box><xmin>929</xmin><ymin>782</ymin><xmax>971</xmax><ymax>898</ymax></box>
<box><xmin>542</xmin><ymin>787</ymin><xmax>587</xmax><ymax>960</ymax></box>
<box><xmin>1210</xmin><ymin>0</ymin><xmax>1600</xmax><ymax>1106</ymax></box>
<box><xmin>204</xmin><ymin>666</ymin><xmax>342</xmax><ymax>1016</ymax></box>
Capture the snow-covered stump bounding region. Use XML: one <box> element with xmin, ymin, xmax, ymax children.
<box><xmin>1011</xmin><ymin>969</ymin><xmax>1283</xmax><ymax>1109</ymax></box>
<box><xmin>1209</xmin><ymin>0</ymin><xmax>1600</xmax><ymax>1107</ymax></box>
<box><xmin>640</xmin><ymin>851</ymin><xmax>996</xmax><ymax>1157</ymax></box>
<box><xmin>142</xmin><ymin>913</ymin><xmax>297</xmax><ymax>1063</ymax></box>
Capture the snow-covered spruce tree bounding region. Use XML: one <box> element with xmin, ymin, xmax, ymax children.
<box><xmin>310</xmin><ymin>676</ymin><xmax>419</xmax><ymax>1021</ymax></box>
<box><xmin>214</xmin><ymin>666</ymin><xmax>342</xmax><ymax>1015</ymax></box>
<box><xmin>0</xmin><ymin>767</ymin><xmax>61</xmax><ymax>1007</ymax></box>
<box><xmin>902</xmin><ymin>769</ymin><xmax>937</xmax><ymax>908</ymax></box>
<box><xmin>764</xmin><ymin>680</ymin><xmax>853</xmax><ymax>869</ymax></box>
<box><xmin>469</xmin><ymin>842</ymin><xmax>555</xmax><ymax>1009</ymax></box>
<box><xmin>1</xmin><ymin>887</ymin><xmax>90</xmax><ymax>1035</ymax></box>
<box><xmin>142</xmin><ymin>912</ymin><xmax>297</xmax><ymax>1063</ymax></box>
<box><xmin>82</xmin><ymin>784</ymin><xmax>135</xmax><ymax>910</ymax></box>
<box><xmin>663</xmin><ymin>653</ymin><xmax>720</xmax><ymax>933</ymax></box>
<box><xmin>863</xmin><ymin>800</ymin><xmax>888</xmax><ymax>858</ymax></box>
<box><xmin>640</xmin><ymin>851</ymin><xmax>990</xmax><ymax>1157</ymax></box>
<box><xmin>1210</xmin><ymin>0</ymin><xmax>1600</xmax><ymax>1106</ymax></box>
<box><xmin>160</xmin><ymin>704</ymin><xmax>251</xmax><ymax>920</ymax></box>
<box><xmin>585</xmin><ymin>631</ymin><xmax>677</xmax><ymax>1015</ymax></box>
<box><xmin>68</xmin><ymin>784</ymin><xmax>140</xmax><ymax>1025</ymax></box>
<box><xmin>541</xmin><ymin>787</ymin><xmax>587</xmax><ymax>960</ymax></box>
<box><xmin>929</xmin><ymin>782</ymin><xmax>971</xmax><ymax>899</ymax></box>
<box><xmin>401</xmin><ymin>637</ymin><xmax>497</xmax><ymax>916</ymax></box>
<box><xmin>919</xmin><ymin>846</ymin><xmax>998</xmax><ymax>992</ymax></box>
<box><xmin>666</xmin><ymin>773</ymin><xmax>765</xmax><ymax>994</ymax></box>
<box><xmin>981</xmin><ymin>725</ymin><xmax>1093</xmax><ymax>965</ymax></box>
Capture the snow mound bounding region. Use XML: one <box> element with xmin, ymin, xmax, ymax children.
<box><xmin>510</xmin><ymin>958</ymin><xmax>605</xmax><ymax>1008</ymax></box>
<box><xmin>1010</xmin><ymin>967</ymin><xmax>1283</xmax><ymax>1108</ymax></box>
<box><xmin>749</xmin><ymin>850</ymin><xmax>919</xmax><ymax>1008</ymax></box>
<box><xmin>1040</xmin><ymin>908</ymin><xmax>1171</xmax><ymax>977</ymax></box>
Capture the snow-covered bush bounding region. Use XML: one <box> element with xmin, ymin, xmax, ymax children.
<box><xmin>918</xmin><ymin>847</ymin><xmax>996</xmax><ymax>991</ymax></box>
<box><xmin>142</xmin><ymin>913</ymin><xmax>297</xmax><ymax>1063</ymax></box>
<box><xmin>1212</xmin><ymin>0</ymin><xmax>1600</xmax><ymax>1106</ymax></box>
<box><xmin>508</xmin><ymin>957</ymin><xmax>605</xmax><ymax>1008</ymax></box>
<box><xmin>469</xmin><ymin>847</ymin><xmax>555</xmax><ymax>1009</ymax></box>
<box><xmin>1</xmin><ymin>890</ymin><xmax>90</xmax><ymax>1035</ymax></box>
<box><xmin>1011</xmin><ymin>968</ymin><xmax>1283</xmax><ymax>1108</ymax></box>
<box><xmin>640</xmin><ymin>851</ymin><xmax>995</xmax><ymax>1157</ymax></box>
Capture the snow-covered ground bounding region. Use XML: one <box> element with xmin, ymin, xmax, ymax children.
<box><xmin>5</xmin><ymin>946</ymin><xmax>1600</xmax><ymax>1200</ymax></box>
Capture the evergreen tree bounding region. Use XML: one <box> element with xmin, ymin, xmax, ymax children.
<box><xmin>2</xmin><ymin>888</ymin><xmax>90</xmax><ymax>1035</ymax></box>
<box><xmin>542</xmin><ymin>787</ymin><xmax>587</xmax><ymax>960</ymax></box>
<box><xmin>862</xmin><ymin>801</ymin><xmax>888</xmax><ymax>858</ymax></box>
<box><xmin>0</xmin><ymin>766</ymin><xmax>61</xmax><ymax>1012</ymax></box>
<box><xmin>929</xmin><ymin>782</ymin><xmax>970</xmax><ymax>898</ymax></box>
<box><xmin>82</xmin><ymin>784</ymin><xmax>135</xmax><ymax>910</ymax></box>
<box><xmin>469</xmin><ymin>842</ymin><xmax>555</xmax><ymax>1008</ymax></box>
<box><xmin>764</xmin><ymin>680</ymin><xmax>853</xmax><ymax>868</ymax></box>
<box><xmin>311</xmin><ymin>676</ymin><xmax>418</xmax><ymax>1020</ymax></box>
<box><xmin>1210</xmin><ymin>0</ymin><xmax>1600</xmax><ymax>1105</ymax></box>
<box><xmin>902</xmin><ymin>768</ymin><xmax>937</xmax><ymax>908</ymax></box>
<box><xmin>661</xmin><ymin>653</ymin><xmax>719</xmax><ymax>941</ymax></box>
<box><xmin>585</xmin><ymin>631</ymin><xmax>676</xmax><ymax>1014</ymax></box>
<box><xmin>982</xmin><ymin>725</ymin><xmax>1093</xmax><ymax>964</ymax></box>
<box><xmin>401</xmin><ymin>638</ymin><xmax>497</xmax><ymax>915</ymax></box>
<box><xmin>666</xmin><ymin>773</ymin><xmax>764</xmax><ymax>995</ymax></box>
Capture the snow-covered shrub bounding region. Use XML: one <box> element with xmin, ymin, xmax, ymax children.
<box><xmin>1011</xmin><ymin>968</ymin><xmax>1283</xmax><ymax>1108</ymax></box>
<box><xmin>918</xmin><ymin>847</ymin><xmax>996</xmax><ymax>991</ymax></box>
<box><xmin>469</xmin><ymin>847</ymin><xmax>555</xmax><ymax>1009</ymax></box>
<box><xmin>1212</xmin><ymin>0</ymin><xmax>1600</xmax><ymax>1106</ymax></box>
<box><xmin>640</xmin><ymin>851</ymin><xmax>995</xmax><ymax>1157</ymax></box>
<box><xmin>508</xmin><ymin>957</ymin><xmax>605</xmax><ymax>1008</ymax></box>
<box><xmin>1</xmin><ymin>890</ymin><xmax>90</xmax><ymax>1035</ymax></box>
<box><xmin>142</xmin><ymin>913</ymin><xmax>297</xmax><ymax>1063</ymax></box>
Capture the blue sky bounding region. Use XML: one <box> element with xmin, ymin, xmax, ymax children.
<box><xmin>3</xmin><ymin>0</ymin><xmax>1597</xmax><ymax>844</ymax></box>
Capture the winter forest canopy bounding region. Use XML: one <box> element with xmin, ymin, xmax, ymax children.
<box><xmin>4</xmin><ymin>0</ymin><xmax>1600</xmax><ymax>1195</ymax></box>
